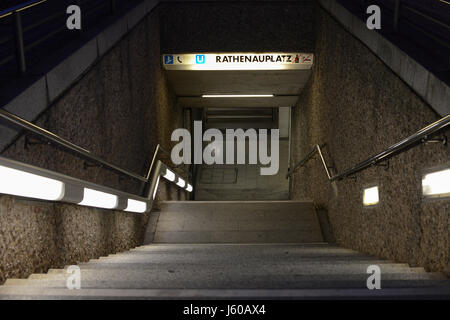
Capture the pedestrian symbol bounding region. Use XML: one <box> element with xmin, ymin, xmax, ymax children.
<box><xmin>164</xmin><ymin>55</ymin><xmax>174</xmax><ymax>64</ymax></box>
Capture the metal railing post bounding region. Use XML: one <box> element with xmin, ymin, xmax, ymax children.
<box><xmin>12</xmin><ymin>11</ymin><xmax>26</xmax><ymax>75</ymax></box>
<box><xmin>287</xmin><ymin>115</ymin><xmax>450</xmax><ymax>181</ymax></box>
<box><xmin>110</xmin><ymin>0</ymin><xmax>117</xmax><ymax>14</ymax></box>
<box><xmin>394</xmin><ymin>0</ymin><xmax>401</xmax><ymax>33</ymax></box>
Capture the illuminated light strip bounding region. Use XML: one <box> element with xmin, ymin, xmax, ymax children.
<box><xmin>440</xmin><ymin>0</ymin><xmax>449</xmax><ymax>5</ymax></box>
<box><xmin>163</xmin><ymin>169</ymin><xmax>176</xmax><ymax>182</ymax></box>
<box><xmin>125</xmin><ymin>199</ymin><xmax>147</xmax><ymax>213</ymax></box>
<box><xmin>363</xmin><ymin>186</ymin><xmax>379</xmax><ymax>206</ymax></box>
<box><xmin>186</xmin><ymin>184</ymin><xmax>193</xmax><ymax>192</ymax></box>
<box><xmin>0</xmin><ymin>165</ymin><xmax>64</xmax><ymax>201</ymax></box>
<box><xmin>176</xmin><ymin>178</ymin><xmax>186</xmax><ymax>188</ymax></box>
<box><xmin>202</xmin><ymin>94</ymin><xmax>274</xmax><ymax>98</ymax></box>
<box><xmin>79</xmin><ymin>188</ymin><xmax>118</xmax><ymax>209</ymax></box>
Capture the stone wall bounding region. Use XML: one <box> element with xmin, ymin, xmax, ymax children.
<box><xmin>0</xmin><ymin>8</ymin><xmax>186</xmax><ymax>284</ymax></box>
<box><xmin>159</xmin><ymin>1</ymin><xmax>315</xmax><ymax>53</ymax></box>
<box><xmin>290</xmin><ymin>6</ymin><xmax>449</xmax><ymax>275</ymax></box>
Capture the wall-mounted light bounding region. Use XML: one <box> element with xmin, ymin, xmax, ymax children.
<box><xmin>176</xmin><ymin>178</ymin><xmax>186</xmax><ymax>188</ymax></box>
<box><xmin>422</xmin><ymin>168</ymin><xmax>450</xmax><ymax>198</ymax></box>
<box><xmin>202</xmin><ymin>94</ymin><xmax>274</xmax><ymax>98</ymax></box>
<box><xmin>363</xmin><ymin>186</ymin><xmax>379</xmax><ymax>206</ymax></box>
<box><xmin>163</xmin><ymin>169</ymin><xmax>176</xmax><ymax>182</ymax></box>
<box><xmin>79</xmin><ymin>188</ymin><xmax>118</xmax><ymax>209</ymax></box>
<box><xmin>186</xmin><ymin>184</ymin><xmax>193</xmax><ymax>192</ymax></box>
<box><xmin>124</xmin><ymin>199</ymin><xmax>147</xmax><ymax>213</ymax></box>
<box><xmin>0</xmin><ymin>165</ymin><xmax>65</xmax><ymax>201</ymax></box>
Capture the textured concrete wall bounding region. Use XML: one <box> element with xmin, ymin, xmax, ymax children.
<box><xmin>290</xmin><ymin>7</ymin><xmax>449</xmax><ymax>275</ymax></box>
<box><xmin>0</xmin><ymin>196</ymin><xmax>145</xmax><ymax>283</ymax></box>
<box><xmin>0</xmin><ymin>8</ymin><xmax>186</xmax><ymax>284</ymax></box>
<box><xmin>159</xmin><ymin>1</ymin><xmax>315</xmax><ymax>53</ymax></box>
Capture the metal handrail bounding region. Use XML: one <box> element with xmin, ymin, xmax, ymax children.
<box><xmin>0</xmin><ymin>108</ymin><xmax>192</xmax><ymax>196</ymax></box>
<box><xmin>0</xmin><ymin>0</ymin><xmax>135</xmax><ymax>74</ymax></box>
<box><xmin>287</xmin><ymin>115</ymin><xmax>450</xmax><ymax>181</ymax></box>
<box><xmin>146</xmin><ymin>143</ymin><xmax>191</xmax><ymax>180</ymax></box>
<box><xmin>0</xmin><ymin>108</ymin><xmax>149</xmax><ymax>182</ymax></box>
<box><xmin>379</xmin><ymin>1</ymin><xmax>449</xmax><ymax>44</ymax></box>
<box><xmin>0</xmin><ymin>108</ymin><xmax>193</xmax><ymax>187</ymax></box>
<box><xmin>0</xmin><ymin>0</ymin><xmax>47</xmax><ymax>19</ymax></box>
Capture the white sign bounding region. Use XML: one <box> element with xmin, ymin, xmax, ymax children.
<box><xmin>162</xmin><ymin>53</ymin><xmax>313</xmax><ymax>70</ymax></box>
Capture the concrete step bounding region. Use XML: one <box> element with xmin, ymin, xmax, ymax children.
<box><xmin>195</xmin><ymin>188</ymin><xmax>289</xmax><ymax>201</ymax></box>
<box><xmin>159</xmin><ymin>200</ymin><xmax>315</xmax><ymax>215</ymax></box>
<box><xmin>1</xmin><ymin>286</ymin><xmax>450</xmax><ymax>300</ymax></box>
<box><xmin>3</xmin><ymin>277</ymin><xmax>449</xmax><ymax>290</ymax></box>
<box><xmin>24</xmin><ymin>262</ymin><xmax>437</xmax><ymax>280</ymax></box>
<box><xmin>11</xmin><ymin>266</ymin><xmax>446</xmax><ymax>286</ymax></box>
<box><xmin>153</xmin><ymin>231</ymin><xmax>324</xmax><ymax>243</ymax></box>
<box><xmin>74</xmin><ymin>259</ymin><xmax>408</xmax><ymax>268</ymax></box>
<box><xmin>1</xmin><ymin>244</ymin><xmax>448</xmax><ymax>299</ymax></box>
<box><xmin>155</xmin><ymin>201</ymin><xmax>323</xmax><ymax>244</ymax></box>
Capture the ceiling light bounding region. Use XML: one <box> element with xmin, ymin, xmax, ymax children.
<box><xmin>202</xmin><ymin>94</ymin><xmax>274</xmax><ymax>98</ymax></box>
<box><xmin>186</xmin><ymin>184</ymin><xmax>193</xmax><ymax>192</ymax></box>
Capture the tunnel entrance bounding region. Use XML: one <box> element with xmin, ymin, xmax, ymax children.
<box><xmin>162</xmin><ymin>52</ymin><xmax>314</xmax><ymax>200</ymax></box>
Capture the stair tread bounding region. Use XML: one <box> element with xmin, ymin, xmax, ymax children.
<box><xmin>1</xmin><ymin>287</ymin><xmax>449</xmax><ymax>300</ymax></box>
<box><xmin>1</xmin><ymin>244</ymin><xmax>448</xmax><ymax>298</ymax></box>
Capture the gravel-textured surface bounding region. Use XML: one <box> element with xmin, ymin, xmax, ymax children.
<box><xmin>159</xmin><ymin>1</ymin><xmax>315</xmax><ymax>53</ymax></box>
<box><xmin>0</xmin><ymin>9</ymin><xmax>186</xmax><ymax>284</ymax></box>
<box><xmin>290</xmin><ymin>6</ymin><xmax>449</xmax><ymax>276</ymax></box>
<box><xmin>0</xmin><ymin>196</ymin><xmax>146</xmax><ymax>284</ymax></box>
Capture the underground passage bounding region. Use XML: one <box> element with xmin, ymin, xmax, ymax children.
<box><xmin>0</xmin><ymin>0</ymin><xmax>449</xmax><ymax>304</ymax></box>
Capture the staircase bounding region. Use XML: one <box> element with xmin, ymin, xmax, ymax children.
<box><xmin>205</xmin><ymin>107</ymin><xmax>277</xmax><ymax>129</ymax></box>
<box><xmin>153</xmin><ymin>201</ymin><xmax>323</xmax><ymax>243</ymax></box>
<box><xmin>0</xmin><ymin>243</ymin><xmax>449</xmax><ymax>299</ymax></box>
<box><xmin>0</xmin><ymin>200</ymin><xmax>449</xmax><ymax>299</ymax></box>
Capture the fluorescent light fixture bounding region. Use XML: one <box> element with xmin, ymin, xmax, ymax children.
<box><xmin>153</xmin><ymin>176</ymin><xmax>160</xmax><ymax>200</ymax></box>
<box><xmin>79</xmin><ymin>188</ymin><xmax>118</xmax><ymax>209</ymax></box>
<box><xmin>176</xmin><ymin>178</ymin><xmax>186</xmax><ymax>188</ymax></box>
<box><xmin>186</xmin><ymin>184</ymin><xmax>193</xmax><ymax>192</ymax></box>
<box><xmin>202</xmin><ymin>94</ymin><xmax>274</xmax><ymax>98</ymax></box>
<box><xmin>363</xmin><ymin>186</ymin><xmax>379</xmax><ymax>206</ymax></box>
<box><xmin>0</xmin><ymin>165</ymin><xmax>64</xmax><ymax>201</ymax></box>
<box><xmin>163</xmin><ymin>169</ymin><xmax>176</xmax><ymax>182</ymax></box>
<box><xmin>422</xmin><ymin>168</ymin><xmax>450</xmax><ymax>198</ymax></box>
<box><xmin>125</xmin><ymin>199</ymin><xmax>147</xmax><ymax>213</ymax></box>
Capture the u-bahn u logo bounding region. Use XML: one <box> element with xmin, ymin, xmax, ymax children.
<box><xmin>196</xmin><ymin>54</ymin><xmax>205</xmax><ymax>64</ymax></box>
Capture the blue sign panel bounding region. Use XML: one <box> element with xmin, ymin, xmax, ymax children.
<box><xmin>196</xmin><ymin>54</ymin><xmax>205</xmax><ymax>64</ymax></box>
<box><xmin>164</xmin><ymin>55</ymin><xmax>174</xmax><ymax>64</ymax></box>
